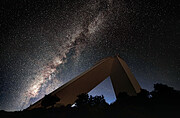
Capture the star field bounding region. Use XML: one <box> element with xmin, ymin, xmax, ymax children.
<box><xmin>0</xmin><ymin>0</ymin><xmax>179</xmax><ymax>111</ymax></box>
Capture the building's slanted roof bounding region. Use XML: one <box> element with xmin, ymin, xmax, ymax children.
<box><xmin>27</xmin><ymin>56</ymin><xmax>141</xmax><ymax>110</ymax></box>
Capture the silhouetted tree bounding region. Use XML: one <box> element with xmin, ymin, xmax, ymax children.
<box><xmin>136</xmin><ymin>89</ymin><xmax>150</xmax><ymax>105</ymax></box>
<box><xmin>150</xmin><ymin>83</ymin><xmax>180</xmax><ymax>105</ymax></box>
<box><xmin>138</xmin><ymin>89</ymin><xmax>150</xmax><ymax>98</ymax></box>
<box><xmin>41</xmin><ymin>94</ymin><xmax>60</xmax><ymax>108</ymax></box>
<box><xmin>116</xmin><ymin>92</ymin><xmax>130</xmax><ymax>103</ymax></box>
<box><xmin>152</xmin><ymin>83</ymin><xmax>174</xmax><ymax>95</ymax></box>
<box><xmin>89</xmin><ymin>95</ymin><xmax>108</xmax><ymax>107</ymax></box>
<box><xmin>75</xmin><ymin>93</ymin><xmax>89</xmax><ymax>108</ymax></box>
<box><xmin>75</xmin><ymin>93</ymin><xmax>108</xmax><ymax>108</ymax></box>
<box><xmin>151</xmin><ymin>83</ymin><xmax>175</xmax><ymax>100</ymax></box>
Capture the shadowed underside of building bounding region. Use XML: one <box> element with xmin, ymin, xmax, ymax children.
<box><xmin>27</xmin><ymin>56</ymin><xmax>141</xmax><ymax>110</ymax></box>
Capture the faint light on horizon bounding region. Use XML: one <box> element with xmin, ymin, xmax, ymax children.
<box><xmin>88</xmin><ymin>77</ymin><xmax>116</xmax><ymax>104</ymax></box>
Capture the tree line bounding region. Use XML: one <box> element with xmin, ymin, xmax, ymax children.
<box><xmin>0</xmin><ymin>83</ymin><xmax>180</xmax><ymax>118</ymax></box>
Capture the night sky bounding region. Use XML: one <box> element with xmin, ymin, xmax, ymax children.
<box><xmin>0</xmin><ymin>0</ymin><xmax>179</xmax><ymax>111</ymax></box>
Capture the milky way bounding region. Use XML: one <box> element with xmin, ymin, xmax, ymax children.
<box><xmin>0</xmin><ymin>0</ymin><xmax>179</xmax><ymax>111</ymax></box>
<box><xmin>24</xmin><ymin>0</ymin><xmax>113</xmax><ymax>107</ymax></box>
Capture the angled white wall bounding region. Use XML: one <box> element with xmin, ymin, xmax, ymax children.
<box><xmin>28</xmin><ymin>56</ymin><xmax>141</xmax><ymax>110</ymax></box>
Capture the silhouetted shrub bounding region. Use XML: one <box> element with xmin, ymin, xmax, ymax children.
<box><xmin>41</xmin><ymin>94</ymin><xmax>60</xmax><ymax>108</ymax></box>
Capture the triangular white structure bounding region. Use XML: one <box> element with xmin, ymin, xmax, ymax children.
<box><xmin>28</xmin><ymin>56</ymin><xmax>141</xmax><ymax>110</ymax></box>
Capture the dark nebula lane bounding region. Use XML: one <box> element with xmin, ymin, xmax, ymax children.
<box><xmin>0</xmin><ymin>0</ymin><xmax>179</xmax><ymax>111</ymax></box>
